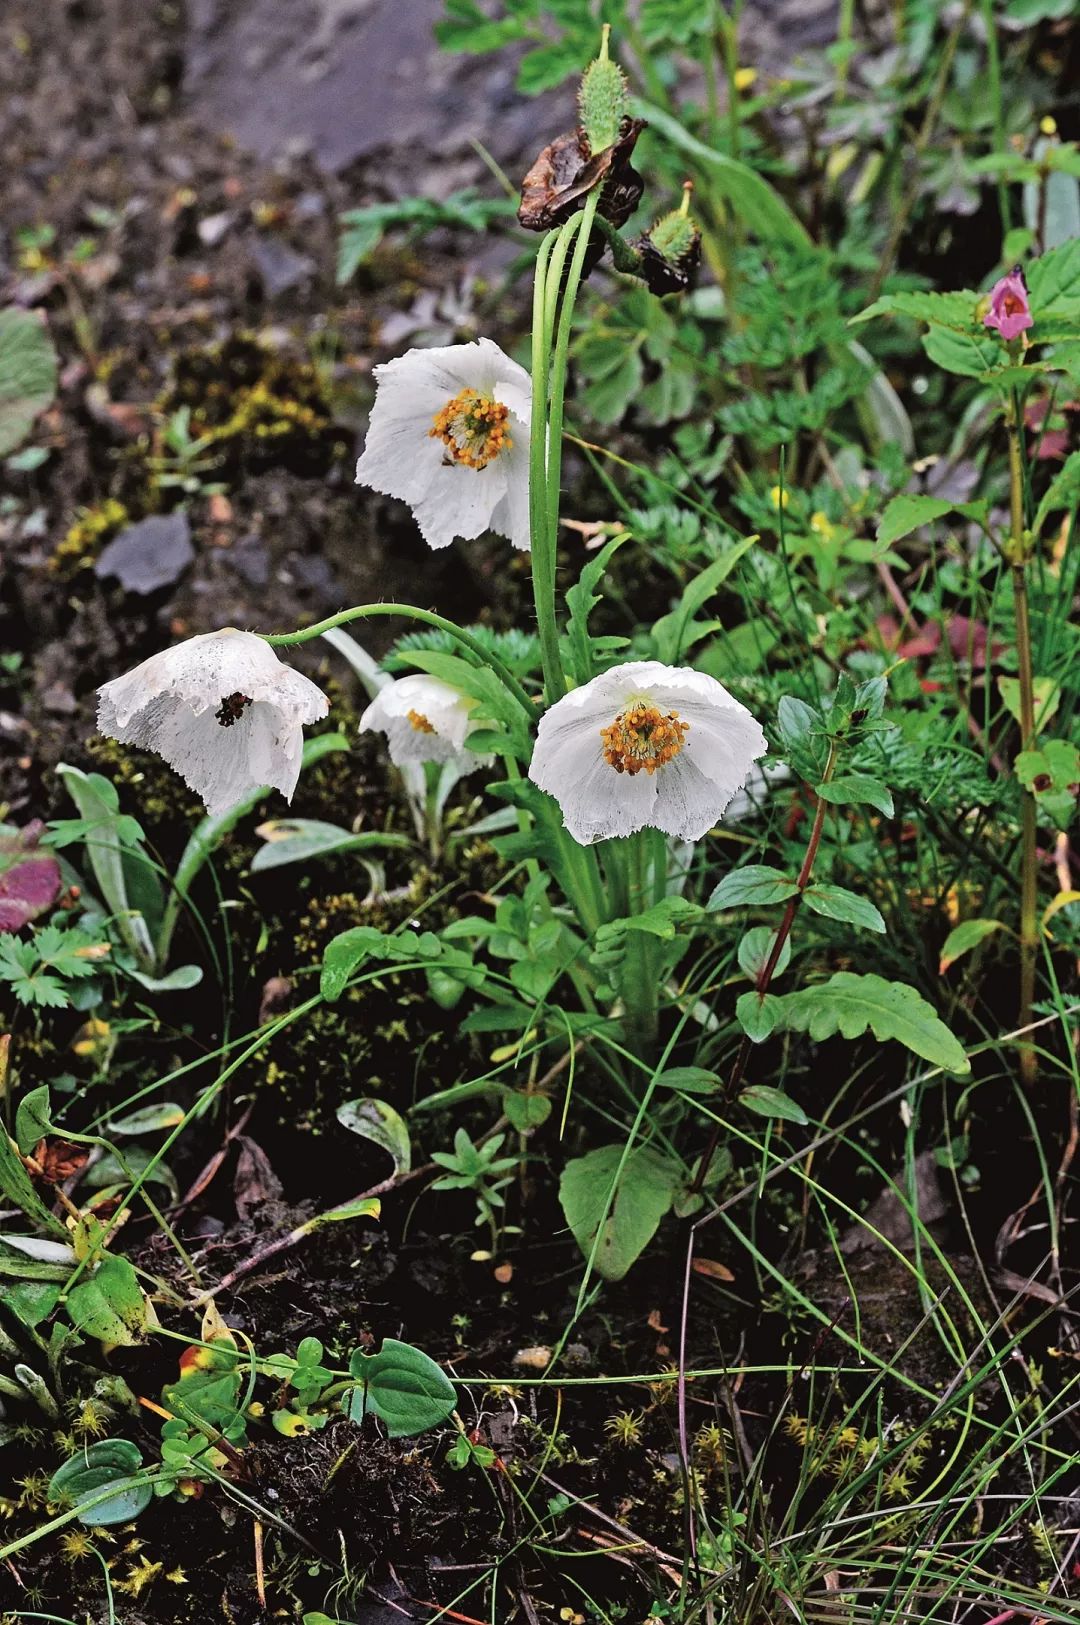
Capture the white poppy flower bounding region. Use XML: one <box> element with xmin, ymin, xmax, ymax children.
<box><xmin>355</xmin><ymin>338</ymin><xmax>532</xmax><ymax>552</ymax></box>
<box><xmin>360</xmin><ymin>674</ymin><xmax>488</xmax><ymax>771</ymax></box>
<box><xmin>528</xmin><ymin>661</ymin><xmax>767</xmax><ymax>846</ymax></box>
<box><xmin>97</xmin><ymin>629</ymin><xmax>328</xmax><ymax>816</ymax></box>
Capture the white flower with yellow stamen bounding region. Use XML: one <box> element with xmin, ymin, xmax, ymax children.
<box><xmin>97</xmin><ymin>629</ymin><xmax>328</xmax><ymax>816</ymax></box>
<box><xmin>355</xmin><ymin>338</ymin><xmax>532</xmax><ymax>552</ymax></box>
<box><xmin>528</xmin><ymin>661</ymin><xmax>767</xmax><ymax>845</ymax></box>
<box><xmin>360</xmin><ymin>674</ymin><xmax>488</xmax><ymax>771</ymax></box>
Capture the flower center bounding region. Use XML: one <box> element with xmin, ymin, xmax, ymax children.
<box><xmin>599</xmin><ymin>701</ymin><xmax>689</xmax><ymax>776</ymax></box>
<box><xmin>430</xmin><ymin>388</ymin><xmax>512</xmax><ymax>470</ymax></box>
<box><xmin>1002</xmin><ymin>291</ymin><xmax>1026</xmax><ymax>317</ymax></box>
<box><xmin>215</xmin><ymin>692</ymin><xmax>253</xmax><ymax>727</ymax></box>
<box><xmin>407</xmin><ymin>709</ymin><xmax>436</xmax><ymax>734</ymax></box>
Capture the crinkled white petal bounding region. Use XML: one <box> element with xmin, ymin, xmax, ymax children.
<box><xmin>96</xmin><ymin>630</ymin><xmax>328</xmax><ymax>815</ymax></box>
<box><xmin>528</xmin><ymin>660</ymin><xmax>768</xmax><ymax>846</ymax></box>
<box><xmin>360</xmin><ymin>673</ymin><xmax>486</xmax><ymax>770</ymax></box>
<box><xmin>486</xmin><ymin>437</ymin><xmax>532</xmax><ymax>552</ymax></box>
<box><xmin>354</xmin><ymin>338</ymin><xmax>531</xmax><ymax>552</ymax></box>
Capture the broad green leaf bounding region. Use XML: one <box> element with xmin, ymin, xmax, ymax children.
<box><xmin>502</xmin><ymin>1089</ymin><xmax>553</xmax><ymax>1130</ymax></box>
<box><xmin>1</xmin><ymin>1281</ymin><xmax>61</xmax><ymax>1327</ymax></box>
<box><xmin>654</xmin><ymin>1066</ymin><xmax>721</xmax><ymax>1096</ymax></box>
<box><xmin>348</xmin><ymin>1338</ymin><xmax>457</xmax><ymax>1437</ymax></box>
<box><xmin>15</xmin><ymin>1085</ymin><xmax>52</xmax><ymax>1154</ymax></box>
<box><xmin>939</xmin><ymin>918</ymin><xmax>1006</xmax><ymax>973</ymax></box>
<box><xmin>877</xmin><ymin>493</ymin><xmax>989</xmax><ymax>546</ymax></box>
<box><xmin>740</xmin><ymin>1085</ymin><xmax>808</xmax><ymax>1125</ymax></box>
<box><xmin>922</xmin><ymin>324</ymin><xmax>1006</xmax><ymax>378</ymax></box>
<box><xmin>735</xmin><ymin>989</ymin><xmax>785</xmax><ymax>1041</ymax></box>
<box><xmin>66</xmin><ymin>1256</ymin><xmax>153</xmax><ymax>1348</ymax></box>
<box><xmin>817</xmin><ymin>775</ymin><xmax>894</xmax><ymax>817</ymax></box>
<box><xmin>775</xmin><ymin>695</ymin><xmax>820</xmax><ymax>758</ymax></box>
<box><xmin>336</xmin><ymin>1098</ymin><xmax>411</xmax><ymax>1176</ymax></box>
<box><xmin>737</xmin><ymin>927</ymin><xmax>791</xmax><ymax>981</ymax></box>
<box><xmin>802</xmin><ymin>884</ymin><xmax>886</xmax><ymax>933</ymax></box>
<box><xmin>0</xmin><ymin>308</ymin><xmax>58</xmax><ymax>455</ymax></box>
<box><xmin>559</xmin><ymin>1143</ymin><xmax>680</xmax><ymax>1281</ymax></box>
<box><xmin>708</xmin><ymin>865</ymin><xmax>800</xmax><ymax>910</ymax></box>
<box><xmin>770</xmin><ymin>972</ymin><xmax>969</xmax><ymax>1073</ymax></box>
<box><xmin>1028</xmin><ymin>236</ymin><xmax>1080</xmax><ymax>316</ymax></box>
<box><xmin>997</xmin><ymin>675</ymin><xmax>1061</xmax><ymax>731</ymax></box>
<box><xmin>49</xmin><ymin>1438</ymin><xmax>152</xmax><ymax>1527</ymax></box>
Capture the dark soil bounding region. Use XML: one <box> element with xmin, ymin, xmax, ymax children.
<box><xmin>1</xmin><ymin>3</ymin><xmax>1075</xmax><ymax>1622</ymax></box>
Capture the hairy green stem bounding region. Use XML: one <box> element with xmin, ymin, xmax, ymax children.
<box><xmin>530</xmin><ymin>225</ymin><xmax>568</xmax><ymax>702</ymax></box>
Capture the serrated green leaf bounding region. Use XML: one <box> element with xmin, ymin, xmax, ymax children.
<box><xmin>877</xmin><ymin>493</ymin><xmax>989</xmax><ymax>546</ymax></box>
<box><xmin>770</xmin><ymin>972</ymin><xmax>969</xmax><ymax>1073</ymax></box>
<box><xmin>1028</xmin><ymin>237</ymin><xmax>1080</xmax><ymax>316</ymax></box>
<box><xmin>817</xmin><ymin>775</ymin><xmax>894</xmax><ymax>817</ymax></box>
<box><xmin>923</xmin><ymin>324</ymin><xmax>1006</xmax><ymax>378</ymax></box>
<box><xmin>708</xmin><ymin>865</ymin><xmax>800</xmax><ymax>910</ymax></box>
<box><xmin>802</xmin><ymin>884</ymin><xmax>886</xmax><ymax>933</ymax></box>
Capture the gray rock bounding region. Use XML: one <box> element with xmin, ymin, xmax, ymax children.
<box><xmin>95</xmin><ymin>512</ymin><xmax>195</xmax><ymax>595</ymax></box>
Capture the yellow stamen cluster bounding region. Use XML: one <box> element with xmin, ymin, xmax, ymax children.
<box><xmin>600</xmin><ymin>701</ymin><xmax>688</xmax><ymax>776</ymax></box>
<box><xmin>407</xmin><ymin>709</ymin><xmax>436</xmax><ymax>734</ymax></box>
<box><xmin>430</xmin><ymin>388</ymin><xmax>512</xmax><ymax>469</ymax></box>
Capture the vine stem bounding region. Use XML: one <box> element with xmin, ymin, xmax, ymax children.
<box><xmin>1006</xmin><ymin>394</ymin><xmax>1039</xmax><ymax>1085</ymax></box>
<box><xmin>689</xmin><ymin>741</ymin><xmax>838</xmax><ymax>1196</ymax></box>
<box><xmin>263</xmin><ymin>603</ymin><xmax>535</xmax><ymax>721</ymax></box>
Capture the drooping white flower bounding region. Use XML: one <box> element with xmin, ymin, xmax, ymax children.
<box><xmin>355</xmin><ymin>338</ymin><xmax>532</xmax><ymax>552</ymax></box>
<box><xmin>528</xmin><ymin>661</ymin><xmax>767</xmax><ymax>845</ymax></box>
<box><xmin>97</xmin><ymin>629</ymin><xmax>328</xmax><ymax>816</ymax></box>
<box><xmin>360</xmin><ymin>674</ymin><xmax>487</xmax><ymax>771</ymax></box>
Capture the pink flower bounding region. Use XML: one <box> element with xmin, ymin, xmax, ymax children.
<box><xmin>984</xmin><ymin>267</ymin><xmax>1032</xmax><ymax>341</ymax></box>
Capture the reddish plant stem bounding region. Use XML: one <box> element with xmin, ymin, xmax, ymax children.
<box><xmin>690</xmin><ymin>742</ymin><xmax>838</xmax><ymax>1198</ymax></box>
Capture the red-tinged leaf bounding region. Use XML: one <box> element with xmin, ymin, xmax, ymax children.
<box><xmin>692</xmin><ymin>1258</ymin><xmax>735</xmax><ymax>1283</ymax></box>
<box><xmin>0</xmin><ymin>823</ymin><xmax>61</xmax><ymax>931</ymax></box>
